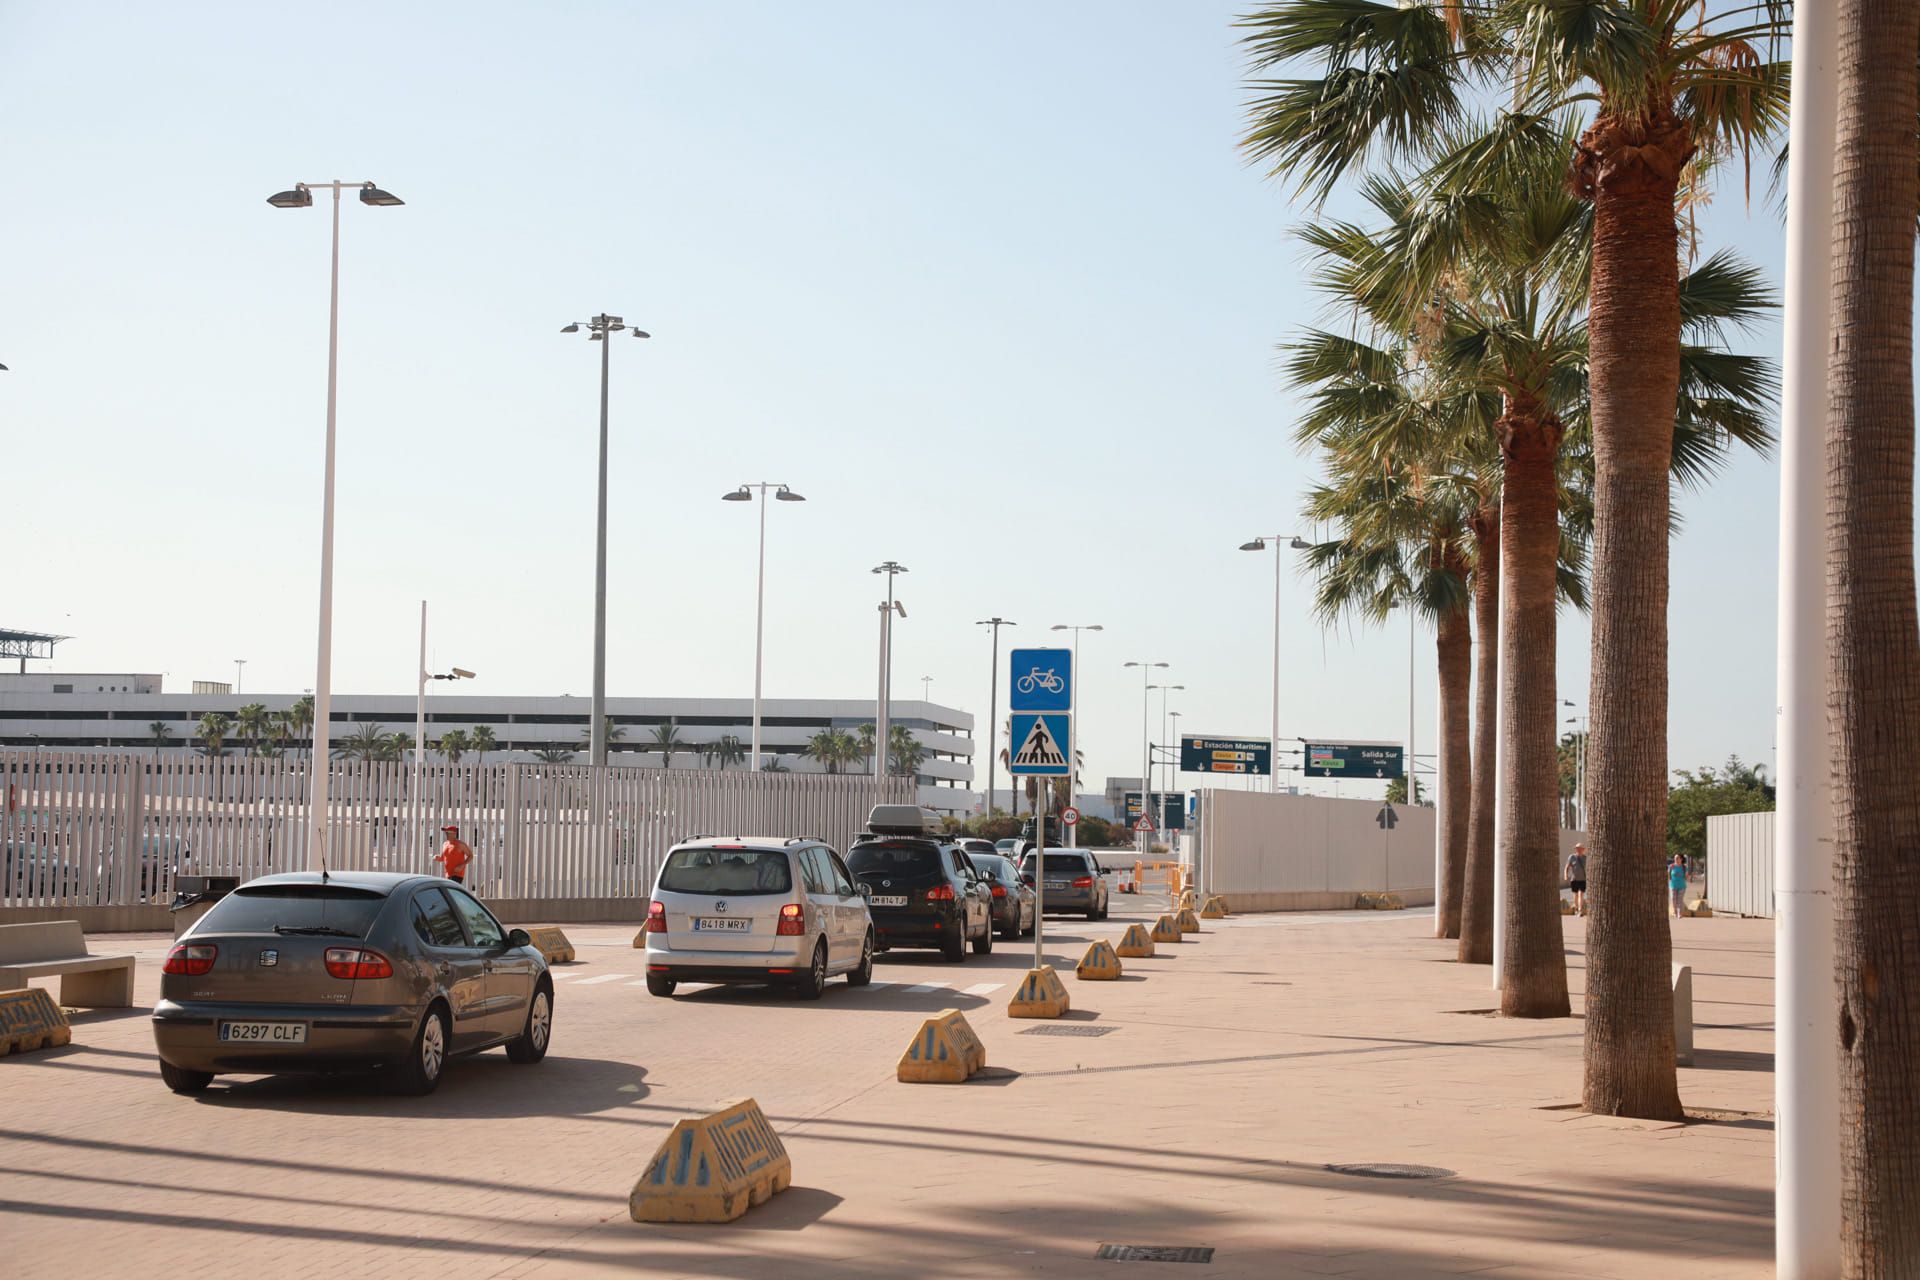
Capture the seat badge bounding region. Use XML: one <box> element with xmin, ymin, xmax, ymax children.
<box><xmin>259</xmin><ymin>949</ymin><xmax>279</xmax><ymax>967</ymax></box>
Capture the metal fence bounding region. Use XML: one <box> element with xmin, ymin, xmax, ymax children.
<box><xmin>1705</xmin><ymin>810</ymin><xmax>1775</xmax><ymax>918</ymax></box>
<box><xmin>0</xmin><ymin>751</ymin><xmax>911</xmax><ymax>908</ymax></box>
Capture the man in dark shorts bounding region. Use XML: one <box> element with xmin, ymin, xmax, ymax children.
<box><xmin>1564</xmin><ymin>843</ymin><xmax>1589</xmax><ymax>917</ymax></box>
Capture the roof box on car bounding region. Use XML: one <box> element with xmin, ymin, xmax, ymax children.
<box><xmin>867</xmin><ymin>804</ymin><xmax>941</xmax><ymax>836</ymax></box>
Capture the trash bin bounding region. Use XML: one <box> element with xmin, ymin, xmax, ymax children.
<box><xmin>170</xmin><ymin>875</ymin><xmax>240</xmax><ymax>938</ymax></box>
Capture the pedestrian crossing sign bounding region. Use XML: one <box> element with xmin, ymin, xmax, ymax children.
<box><xmin>1009</xmin><ymin>713</ymin><xmax>1071</xmax><ymax>776</ymax></box>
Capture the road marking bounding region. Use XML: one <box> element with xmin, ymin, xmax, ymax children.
<box><xmin>904</xmin><ymin>982</ymin><xmax>947</xmax><ymax>994</ymax></box>
<box><xmin>546</xmin><ymin>971</ymin><xmax>584</xmax><ymax>980</ymax></box>
<box><xmin>961</xmin><ymin>982</ymin><xmax>1003</xmax><ymax>996</ymax></box>
<box><xmin>575</xmin><ymin>973</ymin><xmax>626</xmax><ymax>985</ymax></box>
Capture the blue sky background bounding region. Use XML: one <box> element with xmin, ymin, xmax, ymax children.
<box><xmin>0</xmin><ymin>2</ymin><xmax>1784</xmax><ymax>793</ymax></box>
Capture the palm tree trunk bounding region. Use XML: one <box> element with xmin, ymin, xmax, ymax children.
<box><xmin>1497</xmin><ymin>405</ymin><xmax>1570</xmax><ymax>1018</ymax></box>
<box><xmin>1459</xmin><ymin>505</ymin><xmax>1500</xmax><ymax>965</ymax></box>
<box><xmin>1435</xmin><ymin>589</ymin><xmax>1472</xmax><ymax>940</ymax></box>
<box><xmin>1829</xmin><ymin>0</ymin><xmax>1920</xmax><ymax>1259</ymax></box>
<box><xmin>1576</xmin><ymin>108</ymin><xmax>1691</xmax><ymax>1116</ymax></box>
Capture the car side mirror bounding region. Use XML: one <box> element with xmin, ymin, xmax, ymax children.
<box><xmin>505</xmin><ymin>928</ymin><xmax>532</xmax><ymax>949</ymax></box>
<box><xmin>1021</xmin><ymin>875</ymin><xmax>1035</xmax><ymax>887</ymax></box>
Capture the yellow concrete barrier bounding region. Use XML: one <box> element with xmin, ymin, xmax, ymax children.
<box><xmin>1200</xmin><ymin>895</ymin><xmax>1229</xmax><ymax>919</ymax></box>
<box><xmin>1114</xmin><ymin>923</ymin><xmax>1156</xmax><ymax>958</ymax></box>
<box><xmin>1686</xmin><ymin>899</ymin><xmax>1714</xmax><ymax>918</ymax></box>
<box><xmin>0</xmin><ymin>987</ymin><xmax>70</xmax><ymax>1057</ymax></box>
<box><xmin>898</xmin><ymin>1008</ymin><xmax>987</xmax><ymax>1083</ymax></box>
<box><xmin>516</xmin><ymin>925</ymin><xmax>576</xmax><ymax>965</ymax></box>
<box><xmin>1076</xmin><ymin>939</ymin><xmax>1123</xmax><ymax>981</ymax></box>
<box><xmin>1177</xmin><ymin>889</ymin><xmax>1198</xmax><ymax>912</ymax></box>
<box><xmin>1175</xmin><ymin>907</ymin><xmax>1201</xmax><ymax>934</ymax></box>
<box><xmin>1149</xmin><ymin>914</ymin><xmax>1183</xmax><ymax>945</ymax></box>
<box><xmin>629</xmin><ymin>1098</ymin><xmax>791</xmax><ymax>1223</ymax></box>
<box><xmin>1008</xmin><ymin>965</ymin><xmax>1071</xmax><ymax>1018</ymax></box>
<box><xmin>1559</xmin><ymin>900</ymin><xmax>1576</xmax><ymax>916</ymax></box>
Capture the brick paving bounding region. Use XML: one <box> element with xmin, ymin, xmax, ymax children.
<box><xmin>0</xmin><ymin>895</ymin><xmax>1774</xmax><ymax>1278</ymax></box>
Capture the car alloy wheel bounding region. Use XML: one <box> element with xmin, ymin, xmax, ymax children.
<box><xmin>420</xmin><ymin>1009</ymin><xmax>446</xmax><ymax>1081</ymax></box>
<box><xmin>530</xmin><ymin>990</ymin><xmax>551</xmax><ymax>1049</ymax></box>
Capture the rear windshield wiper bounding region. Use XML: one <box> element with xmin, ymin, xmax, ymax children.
<box><xmin>272</xmin><ymin>925</ymin><xmax>360</xmax><ymax>937</ymax></box>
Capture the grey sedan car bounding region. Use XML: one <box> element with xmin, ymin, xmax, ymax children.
<box><xmin>1019</xmin><ymin>849</ymin><xmax>1110</xmax><ymax>919</ymax></box>
<box><xmin>151</xmin><ymin>871</ymin><xmax>551</xmax><ymax>1096</ymax></box>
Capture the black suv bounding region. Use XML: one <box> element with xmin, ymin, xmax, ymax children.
<box><xmin>847</xmin><ymin>823</ymin><xmax>994</xmax><ymax>964</ymax></box>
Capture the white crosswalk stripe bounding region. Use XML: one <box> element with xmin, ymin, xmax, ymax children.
<box><xmin>574</xmin><ymin>973</ymin><xmax>626</xmax><ymax>985</ymax></box>
<box><xmin>960</xmin><ymin>982</ymin><xmax>1003</xmax><ymax>996</ymax></box>
<box><xmin>904</xmin><ymin>982</ymin><xmax>946</xmax><ymax>994</ymax></box>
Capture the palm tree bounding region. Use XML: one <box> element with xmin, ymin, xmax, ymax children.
<box><xmin>760</xmin><ymin>756</ymin><xmax>791</xmax><ymax>773</ymax></box>
<box><xmin>1240</xmin><ymin>0</ymin><xmax>1786</xmax><ymax>1118</ymax></box>
<box><xmin>287</xmin><ymin>695</ymin><xmax>315</xmax><ymax>758</ymax></box>
<box><xmin>336</xmin><ymin>723</ymin><xmax>389</xmax><ymax>762</ymax></box>
<box><xmin>195</xmin><ymin>712</ymin><xmax>232</xmax><ymax>758</ymax></box>
<box><xmin>1828</xmin><ymin>2</ymin><xmax>1920</xmax><ymax>1255</ymax></box>
<box><xmin>468</xmin><ymin>725</ymin><xmax>496</xmax><ymax>764</ymax></box>
<box><xmin>148</xmin><ymin>721</ymin><xmax>174</xmax><ymax>760</ymax></box>
<box><xmin>715</xmin><ymin>735</ymin><xmax>747</xmax><ymax>771</ymax></box>
<box><xmin>532</xmin><ymin>746</ymin><xmax>576</xmax><ymax>765</ymax></box>
<box><xmin>801</xmin><ymin>728</ymin><xmax>846</xmax><ymax>775</ymax></box>
<box><xmin>888</xmin><ymin>725</ymin><xmax>927</xmax><ymax>778</ymax></box>
<box><xmin>384</xmin><ymin>731</ymin><xmax>414</xmax><ymax>763</ymax></box>
<box><xmin>437</xmin><ymin>729</ymin><xmax>471</xmax><ymax>764</ymax></box>
<box><xmin>233</xmin><ymin>702</ymin><xmax>271</xmax><ymax>756</ymax></box>
<box><xmin>855</xmin><ymin>723</ymin><xmax>878</xmax><ymax>774</ymax></box>
<box><xmin>650</xmin><ymin>719</ymin><xmax>685</xmax><ymax>768</ymax></box>
<box><xmin>267</xmin><ymin>711</ymin><xmax>291</xmax><ymax>759</ymax></box>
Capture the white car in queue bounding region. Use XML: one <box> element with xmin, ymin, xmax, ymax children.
<box><xmin>642</xmin><ymin>836</ymin><xmax>874</xmax><ymax>999</ymax></box>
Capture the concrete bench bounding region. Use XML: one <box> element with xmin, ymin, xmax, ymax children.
<box><xmin>0</xmin><ymin>921</ymin><xmax>137</xmax><ymax>1008</ymax></box>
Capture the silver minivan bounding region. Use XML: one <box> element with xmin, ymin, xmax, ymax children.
<box><xmin>642</xmin><ymin>837</ymin><xmax>874</xmax><ymax>999</ymax></box>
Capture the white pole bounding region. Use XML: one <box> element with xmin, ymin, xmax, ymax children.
<box><xmin>1067</xmin><ymin>630</ymin><xmax>1081</xmax><ymax>847</ymax></box>
<box><xmin>1271</xmin><ymin>540</ymin><xmax>1283</xmax><ymax>794</ymax></box>
<box><xmin>1776</xmin><ymin>0</ymin><xmax>1842</xmax><ymax>1269</ymax></box>
<box><xmin>1033</xmin><ymin>775</ymin><xmax>1046</xmax><ymax>968</ymax></box>
<box><xmin>589</xmin><ymin>320</ymin><xmax>611</xmax><ymax>768</ymax></box>
<box><xmin>751</xmin><ymin>485</ymin><xmax>768</xmax><ymax>772</ymax></box>
<box><xmin>308</xmin><ymin>182</ymin><xmax>343</xmax><ymax>875</ymax></box>
<box><xmin>415</xmin><ymin>599</ymin><xmax>426</xmax><ymax>860</ymax></box>
<box><xmin>874</xmin><ymin>603</ymin><xmax>889</xmax><ymax>790</ymax></box>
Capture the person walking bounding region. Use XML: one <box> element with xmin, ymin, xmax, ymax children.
<box><xmin>434</xmin><ymin>823</ymin><xmax>473</xmax><ymax>886</ymax></box>
<box><xmin>1668</xmin><ymin>853</ymin><xmax>1689</xmax><ymax>919</ymax></box>
<box><xmin>1564</xmin><ymin>843</ymin><xmax>1589</xmax><ymax>916</ymax></box>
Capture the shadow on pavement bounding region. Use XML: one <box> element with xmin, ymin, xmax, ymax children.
<box><xmin>188</xmin><ymin>1052</ymin><xmax>650</xmax><ymax>1117</ymax></box>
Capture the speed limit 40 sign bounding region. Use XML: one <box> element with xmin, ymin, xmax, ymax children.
<box><xmin>1061</xmin><ymin>806</ymin><xmax>1080</xmax><ymax>826</ymax></box>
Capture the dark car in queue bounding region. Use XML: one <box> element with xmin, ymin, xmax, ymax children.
<box><xmin>969</xmin><ymin>852</ymin><xmax>1035</xmax><ymax>939</ymax></box>
<box><xmin>846</xmin><ymin>808</ymin><xmax>993</xmax><ymax>963</ymax></box>
<box><xmin>1021</xmin><ymin>848</ymin><xmax>1111</xmax><ymax>920</ymax></box>
<box><xmin>151</xmin><ymin>871</ymin><xmax>552</xmax><ymax>1096</ymax></box>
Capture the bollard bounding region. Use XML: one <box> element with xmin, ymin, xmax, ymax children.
<box><xmin>1076</xmin><ymin>939</ymin><xmax>1123</xmax><ymax>981</ymax></box>
<box><xmin>1200</xmin><ymin>895</ymin><xmax>1229</xmax><ymax>919</ymax></box>
<box><xmin>1149</xmin><ymin>914</ymin><xmax>1183</xmax><ymax>945</ymax></box>
<box><xmin>0</xmin><ymin>988</ymin><xmax>71</xmax><ymax>1056</ymax></box>
<box><xmin>1175</xmin><ymin>907</ymin><xmax>1201</xmax><ymax>934</ymax></box>
<box><xmin>898</xmin><ymin>1009</ymin><xmax>987</xmax><ymax>1083</ymax></box>
<box><xmin>1672</xmin><ymin>963</ymin><xmax>1694</xmax><ymax>1066</ymax></box>
<box><xmin>630</xmin><ymin>1099</ymin><xmax>791</xmax><ymax>1223</ymax></box>
<box><xmin>514</xmin><ymin>925</ymin><xmax>576</xmax><ymax>965</ymax></box>
<box><xmin>1008</xmin><ymin>965</ymin><xmax>1071</xmax><ymax>1018</ymax></box>
<box><xmin>1114</xmin><ymin>923</ymin><xmax>1156</xmax><ymax>958</ymax></box>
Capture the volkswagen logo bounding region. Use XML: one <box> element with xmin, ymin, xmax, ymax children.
<box><xmin>714</xmin><ymin>901</ymin><xmax>727</xmax><ymax>913</ymax></box>
<box><xmin>259</xmin><ymin>949</ymin><xmax>278</xmax><ymax>967</ymax></box>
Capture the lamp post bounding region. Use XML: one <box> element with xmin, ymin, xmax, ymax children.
<box><xmin>413</xmin><ymin>598</ymin><xmax>474</xmax><ymax>857</ymax></box>
<box><xmin>561</xmin><ymin>314</ymin><xmax>651</xmax><ymax>767</ymax></box>
<box><xmin>233</xmin><ymin>659</ymin><xmax>246</xmax><ymax>695</ymax></box>
<box><xmin>1168</xmin><ymin>709</ymin><xmax>1184</xmax><ymax>798</ymax></box>
<box><xmin>722</xmin><ymin>483</ymin><xmax>805</xmax><ymax>771</ymax></box>
<box><xmin>872</xmin><ymin>563</ymin><xmax>908</xmax><ymax>794</ymax></box>
<box><xmin>1150</xmin><ymin>683</ymin><xmax>1184</xmax><ymax>827</ymax></box>
<box><xmin>1049</xmin><ymin>623</ymin><xmax>1102</xmax><ymax>844</ymax></box>
<box><xmin>976</xmin><ymin>618</ymin><xmax>1017</xmax><ymax>816</ymax></box>
<box><xmin>267</xmin><ymin>179</ymin><xmax>405</xmax><ymax>872</ymax></box>
<box><xmin>1239</xmin><ymin>535</ymin><xmax>1310</xmax><ymax>793</ymax></box>
<box><xmin>1123</xmin><ymin>662</ymin><xmax>1169</xmax><ymax>848</ymax></box>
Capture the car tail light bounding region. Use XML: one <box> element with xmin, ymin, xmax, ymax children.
<box><xmin>1073</xmin><ymin>876</ymin><xmax>1094</xmax><ymax>889</ymax></box>
<box><xmin>991</xmin><ymin>884</ymin><xmax>1007</xmax><ymax>898</ymax></box>
<box><xmin>776</xmin><ymin>903</ymin><xmax>806</xmax><ymax>935</ymax></box>
<box><xmin>925</xmin><ymin>883</ymin><xmax>955</xmax><ymax>902</ymax></box>
<box><xmin>646</xmin><ymin>900</ymin><xmax>667</xmax><ymax>933</ymax></box>
<box><xmin>162</xmin><ymin>943</ymin><xmax>217</xmax><ymax>976</ymax></box>
<box><xmin>324</xmin><ymin>948</ymin><xmax>393</xmax><ymax>980</ymax></box>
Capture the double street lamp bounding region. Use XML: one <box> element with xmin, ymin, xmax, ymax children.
<box><xmin>267</xmin><ymin>179</ymin><xmax>406</xmax><ymax>872</ymax></box>
<box><xmin>1239</xmin><ymin>535</ymin><xmax>1311</xmax><ymax>793</ymax></box>
<box><xmin>1123</xmin><ymin>661</ymin><xmax>1170</xmax><ymax>844</ymax></box>
<box><xmin>873</xmin><ymin>563</ymin><xmax>908</xmax><ymax>791</ymax></box>
<box><xmin>722</xmin><ymin>483</ymin><xmax>806</xmax><ymax>771</ymax></box>
<box><xmin>414</xmin><ymin>598</ymin><xmax>474</xmax><ymax>855</ymax></box>
<box><xmin>561</xmin><ymin>315</ymin><xmax>651</xmax><ymax>766</ymax></box>
<box><xmin>976</xmin><ymin>618</ymin><xmax>1017</xmax><ymax>816</ymax></box>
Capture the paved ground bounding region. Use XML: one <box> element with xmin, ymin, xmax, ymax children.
<box><xmin>0</xmin><ymin>893</ymin><xmax>1774</xmax><ymax>1278</ymax></box>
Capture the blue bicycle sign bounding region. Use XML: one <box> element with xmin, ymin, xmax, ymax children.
<box><xmin>1008</xmin><ymin>648</ymin><xmax>1071</xmax><ymax>712</ymax></box>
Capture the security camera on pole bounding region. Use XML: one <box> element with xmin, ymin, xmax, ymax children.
<box><xmin>1008</xmin><ymin>646</ymin><xmax>1071</xmax><ymax>968</ymax></box>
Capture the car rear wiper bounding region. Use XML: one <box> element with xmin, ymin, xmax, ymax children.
<box><xmin>272</xmin><ymin>925</ymin><xmax>360</xmax><ymax>937</ymax></box>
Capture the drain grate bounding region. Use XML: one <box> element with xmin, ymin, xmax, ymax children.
<box><xmin>1098</xmin><ymin>1244</ymin><xmax>1214</xmax><ymax>1263</ymax></box>
<box><xmin>1325</xmin><ymin>1162</ymin><xmax>1455</xmax><ymax>1180</ymax></box>
<box><xmin>1020</xmin><ymin>1024</ymin><xmax>1114</xmax><ymax>1037</ymax></box>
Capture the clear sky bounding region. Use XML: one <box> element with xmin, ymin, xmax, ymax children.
<box><xmin>1</xmin><ymin>2</ymin><xmax>1784</xmax><ymax>794</ymax></box>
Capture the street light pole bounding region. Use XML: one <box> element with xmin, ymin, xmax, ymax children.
<box><xmin>561</xmin><ymin>314</ymin><xmax>651</xmax><ymax>767</ymax></box>
<box><xmin>267</xmin><ymin>179</ymin><xmax>405</xmax><ymax>873</ymax></box>
<box><xmin>722</xmin><ymin>483</ymin><xmax>805</xmax><ymax>772</ymax></box>
<box><xmin>977</xmin><ymin>618</ymin><xmax>1016</xmax><ymax>816</ymax></box>
<box><xmin>1240</xmin><ymin>535</ymin><xmax>1309</xmax><ymax>794</ymax></box>
<box><xmin>234</xmin><ymin>659</ymin><xmax>246</xmax><ymax>695</ymax></box>
<box><xmin>872</xmin><ymin>562</ymin><xmax>908</xmax><ymax>794</ymax></box>
<box><xmin>1050</xmin><ymin>623</ymin><xmax>1102</xmax><ymax>844</ymax></box>
<box><xmin>1124</xmin><ymin>662</ymin><xmax>1168</xmax><ymax>849</ymax></box>
<box><xmin>414</xmin><ymin>600</ymin><xmax>475</xmax><ymax>858</ymax></box>
<box><xmin>1150</xmin><ymin>683</ymin><xmax>1185</xmax><ymax>827</ymax></box>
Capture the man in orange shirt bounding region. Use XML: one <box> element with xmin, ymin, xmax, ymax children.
<box><xmin>433</xmin><ymin>824</ymin><xmax>473</xmax><ymax>886</ymax></box>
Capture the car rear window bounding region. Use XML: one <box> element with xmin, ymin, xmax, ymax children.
<box><xmin>658</xmin><ymin>847</ymin><xmax>792</xmax><ymax>895</ymax></box>
<box><xmin>847</xmin><ymin>842</ymin><xmax>944</xmax><ymax>876</ymax></box>
<box><xmin>971</xmin><ymin>854</ymin><xmax>1013</xmax><ymax>879</ymax></box>
<box><xmin>1025</xmin><ymin>853</ymin><xmax>1094</xmax><ymax>875</ymax></box>
<box><xmin>195</xmin><ymin>883</ymin><xmax>387</xmax><ymax>938</ymax></box>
